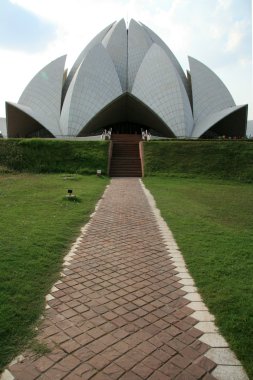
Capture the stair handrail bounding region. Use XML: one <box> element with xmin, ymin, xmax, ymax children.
<box><xmin>107</xmin><ymin>140</ymin><xmax>113</xmax><ymax>176</ymax></box>
<box><xmin>101</xmin><ymin>128</ymin><xmax>112</xmax><ymax>140</ymax></box>
<box><xmin>141</xmin><ymin>129</ymin><xmax>151</xmax><ymax>141</ymax></box>
<box><xmin>139</xmin><ymin>141</ymin><xmax>144</xmax><ymax>177</ymax></box>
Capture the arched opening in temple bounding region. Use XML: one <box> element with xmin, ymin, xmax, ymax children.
<box><xmin>200</xmin><ymin>106</ymin><xmax>248</xmax><ymax>139</ymax></box>
<box><xmin>78</xmin><ymin>93</ymin><xmax>175</xmax><ymax>138</ymax></box>
<box><xmin>6</xmin><ymin>103</ymin><xmax>54</xmax><ymax>138</ymax></box>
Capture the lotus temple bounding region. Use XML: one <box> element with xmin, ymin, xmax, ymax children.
<box><xmin>3</xmin><ymin>19</ymin><xmax>248</xmax><ymax>139</ymax></box>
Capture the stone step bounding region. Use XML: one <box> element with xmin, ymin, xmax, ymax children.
<box><xmin>110</xmin><ymin>158</ymin><xmax>141</xmax><ymax>164</ymax></box>
<box><xmin>112</xmin><ymin>152</ymin><xmax>140</xmax><ymax>157</ymax></box>
<box><xmin>112</xmin><ymin>148</ymin><xmax>140</xmax><ymax>157</ymax></box>
<box><xmin>109</xmin><ymin>134</ymin><xmax>142</xmax><ymax>177</ymax></box>
<box><xmin>111</xmin><ymin>133</ymin><xmax>141</xmax><ymax>142</ymax></box>
<box><xmin>110</xmin><ymin>169</ymin><xmax>142</xmax><ymax>176</ymax></box>
<box><xmin>110</xmin><ymin>173</ymin><xmax>142</xmax><ymax>177</ymax></box>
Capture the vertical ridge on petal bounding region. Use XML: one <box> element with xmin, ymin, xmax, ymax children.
<box><xmin>62</xmin><ymin>22</ymin><xmax>115</xmax><ymax>100</ymax></box>
<box><xmin>18</xmin><ymin>55</ymin><xmax>67</xmax><ymax>137</ymax></box>
<box><xmin>102</xmin><ymin>19</ymin><xmax>128</xmax><ymax>91</ymax></box>
<box><xmin>60</xmin><ymin>44</ymin><xmax>123</xmax><ymax>136</ymax></box>
<box><xmin>140</xmin><ymin>21</ymin><xmax>190</xmax><ymax>98</ymax></box>
<box><xmin>127</xmin><ymin>19</ymin><xmax>153</xmax><ymax>91</ymax></box>
<box><xmin>189</xmin><ymin>56</ymin><xmax>236</xmax><ymax>125</ymax></box>
<box><xmin>132</xmin><ymin>44</ymin><xmax>193</xmax><ymax>137</ymax></box>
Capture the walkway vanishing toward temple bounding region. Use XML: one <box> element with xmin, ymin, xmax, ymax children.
<box><xmin>2</xmin><ymin>178</ymin><xmax>248</xmax><ymax>380</ymax></box>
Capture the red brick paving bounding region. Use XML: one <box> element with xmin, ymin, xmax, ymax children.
<box><xmin>5</xmin><ymin>178</ymin><xmax>218</xmax><ymax>379</ymax></box>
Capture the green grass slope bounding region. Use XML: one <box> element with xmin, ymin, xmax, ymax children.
<box><xmin>0</xmin><ymin>139</ymin><xmax>109</xmax><ymax>174</ymax></box>
<box><xmin>144</xmin><ymin>140</ymin><xmax>253</xmax><ymax>182</ymax></box>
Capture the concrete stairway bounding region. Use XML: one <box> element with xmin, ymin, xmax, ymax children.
<box><xmin>109</xmin><ymin>134</ymin><xmax>142</xmax><ymax>177</ymax></box>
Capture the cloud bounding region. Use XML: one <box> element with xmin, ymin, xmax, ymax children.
<box><xmin>216</xmin><ymin>0</ymin><xmax>232</xmax><ymax>11</ymax></box>
<box><xmin>225</xmin><ymin>21</ymin><xmax>248</xmax><ymax>52</ymax></box>
<box><xmin>239</xmin><ymin>57</ymin><xmax>252</xmax><ymax>67</ymax></box>
<box><xmin>0</xmin><ymin>0</ymin><xmax>57</xmax><ymax>51</ymax></box>
<box><xmin>209</xmin><ymin>24</ymin><xmax>224</xmax><ymax>39</ymax></box>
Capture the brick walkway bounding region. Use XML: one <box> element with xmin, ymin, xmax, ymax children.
<box><xmin>2</xmin><ymin>178</ymin><xmax>248</xmax><ymax>380</ymax></box>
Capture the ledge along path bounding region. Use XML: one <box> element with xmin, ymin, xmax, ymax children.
<box><xmin>2</xmin><ymin>178</ymin><xmax>248</xmax><ymax>380</ymax></box>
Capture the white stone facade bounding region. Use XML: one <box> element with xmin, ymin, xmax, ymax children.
<box><xmin>5</xmin><ymin>19</ymin><xmax>247</xmax><ymax>138</ymax></box>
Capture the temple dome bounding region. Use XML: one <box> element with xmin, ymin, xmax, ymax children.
<box><xmin>6</xmin><ymin>19</ymin><xmax>247</xmax><ymax>139</ymax></box>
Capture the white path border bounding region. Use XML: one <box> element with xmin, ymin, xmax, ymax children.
<box><xmin>140</xmin><ymin>179</ymin><xmax>249</xmax><ymax>380</ymax></box>
<box><xmin>0</xmin><ymin>184</ymin><xmax>111</xmax><ymax>380</ymax></box>
<box><xmin>46</xmin><ymin>183</ymin><xmax>110</xmax><ymax>308</ymax></box>
<box><xmin>1</xmin><ymin>180</ymin><xmax>249</xmax><ymax>380</ymax></box>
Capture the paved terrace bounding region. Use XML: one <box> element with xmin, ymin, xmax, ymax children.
<box><xmin>2</xmin><ymin>178</ymin><xmax>248</xmax><ymax>380</ymax></box>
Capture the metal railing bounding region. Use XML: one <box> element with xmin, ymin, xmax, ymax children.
<box><xmin>101</xmin><ymin>128</ymin><xmax>112</xmax><ymax>140</ymax></box>
<box><xmin>141</xmin><ymin>129</ymin><xmax>151</xmax><ymax>141</ymax></box>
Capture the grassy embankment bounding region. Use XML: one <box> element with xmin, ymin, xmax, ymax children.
<box><xmin>144</xmin><ymin>140</ymin><xmax>253</xmax><ymax>182</ymax></box>
<box><xmin>143</xmin><ymin>140</ymin><xmax>253</xmax><ymax>378</ymax></box>
<box><xmin>0</xmin><ymin>139</ymin><xmax>109</xmax><ymax>371</ymax></box>
<box><xmin>0</xmin><ymin>139</ymin><xmax>109</xmax><ymax>174</ymax></box>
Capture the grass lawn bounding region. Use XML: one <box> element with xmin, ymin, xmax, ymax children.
<box><xmin>144</xmin><ymin>177</ymin><xmax>253</xmax><ymax>379</ymax></box>
<box><xmin>0</xmin><ymin>173</ymin><xmax>108</xmax><ymax>371</ymax></box>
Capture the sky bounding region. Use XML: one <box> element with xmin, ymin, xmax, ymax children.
<box><xmin>0</xmin><ymin>0</ymin><xmax>252</xmax><ymax>134</ymax></box>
